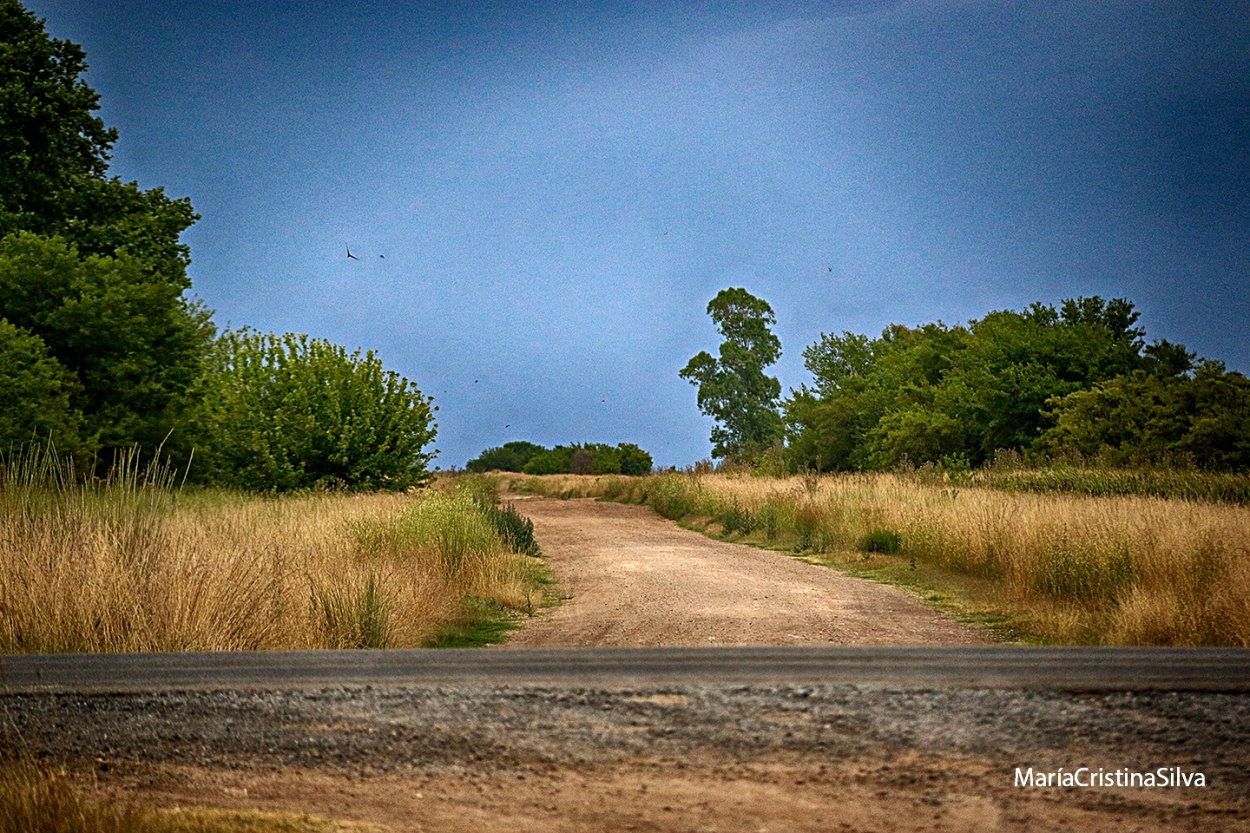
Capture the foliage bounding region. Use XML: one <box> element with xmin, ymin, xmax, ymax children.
<box><xmin>507</xmin><ymin>441</ymin><xmax>652</xmax><ymax>476</ymax></box>
<box><xmin>485</xmin><ymin>502</ymin><xmax>541</xmax><ymax>557</ymax></box>
<box><xmin>465</xmin><ymin>440</ymin><xmax>546</xmax><ymax>472</ymax></box>
<box><xmin>0</xmin><ymin>5</ymin><xmax>212</xmax><ymax>462</ymax></box>
<box><xmin>191</xmin><ymin>329</ymin><xmax>437</xmax><ymax>492</ymax></box>
<box><xmin>856</xmin><ymin>529</ymin><xmax>901</xmax><ymax>554</ymax></box>
<box><xmin>784</xmin><ymin>296</ymin><xmax>1249</xmax><ymax>472</ymax></box>
<box><xmin>681</xmin><ymin>287</ymin><xmax>783</xmax><ymax>461</ymax></box>
<box><xmin>1038</xmin><ymin>363</ymin><xmax>1250</xmax><ymax>471</ymax></box>
<box><xmin>0</xmin><ymin>317</ymin><xmax>81</xmax><ymax>452</ymax></box>
<box><xmin>0</xmin><ymin>3</ymin><xmax>198</xmax><ymax>271</ymax></box>
<box><xmin>617</xmin><ymin>442</ymin><xmax>654</xmax><ymax>475</ymax></box>
<box><xmin>0</xmin><ymin>232</ymin><xmax>214</xmax><ymax>458</ymax></box>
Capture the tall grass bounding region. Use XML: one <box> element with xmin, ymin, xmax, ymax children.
<box><xmin>0</xmin><ymin>450</ymin><xmax>543</xmax><ymax>652</ymax></box>
<box><xmin>0</xmin><ymin>756</ymin><xmax>374</xmax><ymax>832</ymax></box>
<box><xmin>965</xmin><ymin>452</ymin><xmax>1250</xmax><ymax>504</ymax></box>
<box><xmin>506</xmin><ymin>470</ymin><xmax>1250</xmax><ymax>646</ymax></box>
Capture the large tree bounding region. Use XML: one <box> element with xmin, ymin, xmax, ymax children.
<box><xmin>0</xmin><ymin>1</ymin><xmax>212</xmax><ymax>460</ymax></box>
<box><xmin>680</xmin><ymin>287</ymin><xmax>783</xmax><ymax>461</ymax></box>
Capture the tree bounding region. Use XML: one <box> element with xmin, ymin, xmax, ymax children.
<box><xmin>191</xmin><ymin>330</ymin><xmax>437</xmax><ymax>491</ymax></box>
<box><xmin>0</xmin><ymin>233</ymin><xmax>214</xmax><ymax>456</ymax></box>
<box><xmin>466</xmin><ymin>441</ymin><xmax>546</xmax><ymax>473</ymax></box>
<box><xmin>784</xmin><ymin>296</ymin><xmax>1167</xmax><ymax>471</ymax></box>
<box><xmin>0</xmin><ymin>317</ymin><xmax>82</xmax><ymax>452</ymax></box>
<box><xmin>0</xmin><ymin>2</ymin><xmax>212</xmax><ymax>461</ymax></box>
<box><xmin>616</xmin><ymin>442</ymin><xmax>653</xmax><ymax>475</ymax></box>
<box><xmin>680</xmin><ymin>288</ymin><xmax>782</xmax><ymax>461</ymax></box>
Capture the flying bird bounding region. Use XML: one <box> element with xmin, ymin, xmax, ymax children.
<box><xmin>346</xmin><ymin>245</ymin><xmax>359</xmax><ymax>261</ymax></box>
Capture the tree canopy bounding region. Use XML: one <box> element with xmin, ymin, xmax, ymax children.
<box><xmin>680</xmin><ymin>287</ymin><xmax>783</xmax><ymax>461</ymax></box>
<box><xmin>785</xmin><ymin>296</ymin><xmax>1250</xmax><ymax>472</ymax></box>
<box><xmin>0</xmin><ymin>1</ymin><xmax>212</xmax><ymax>461</ymax></box>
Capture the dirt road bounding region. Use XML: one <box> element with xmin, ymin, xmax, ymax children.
<box><xmin>505</xmin><ymin>496</ymin><xmax>986</xmax><ymax>647</ymax></box>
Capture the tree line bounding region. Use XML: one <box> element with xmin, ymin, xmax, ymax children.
<box><xmin>685</xmin><ymin>289</ymin><xmax>1250</xmax><ymax>472</ymax></box>
<box><xmin>466</xmin><ymin>440</ymin><xmax>653</xmax><ymax>476</ymax></box>
<box><xmin>0</xmin><ymin>2</ymin><xmax>435</xmax><ymax>490</ymax></box>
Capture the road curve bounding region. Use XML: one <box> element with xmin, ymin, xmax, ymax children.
<box><xmin>3</xmin><ymin>646</ymin><xmax>1249</xmax><ymax>694</ymax></box>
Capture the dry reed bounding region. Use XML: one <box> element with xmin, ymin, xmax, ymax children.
<box><xmin>0</xmin><ymin>454</ymin><xmax>538</xmax><ymax>653</ymax></box>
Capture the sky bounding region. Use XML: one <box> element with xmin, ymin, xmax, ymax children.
<box><xmin>25</xmin><ymin>0</ymin><xmax>1250</xmax><ymax>468</ymax></box>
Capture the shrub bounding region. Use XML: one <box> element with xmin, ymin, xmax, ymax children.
<box><xmin>856</xmin><ymin>529</ymin><xmax>901</xmax><ymax>555</ymax></box>
<box><xmin>486</xmin><ymin>502</ymin><xmax>541</xmax><ymax>557</ymax></box>
<box><xmin>717</xmin><ymin>498</ymin><xmax>756</xmax><ymax>535</ymax></box>
<box><xmin>191</xmin><ymin>329</ymin><xmax>437</xmax><ymax>492</ymax></box>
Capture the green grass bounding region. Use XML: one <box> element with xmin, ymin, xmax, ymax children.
<box><xmin>423</xmin><ymin>597</ymin><xmax>522</xmax><ymax>648</ymax></box>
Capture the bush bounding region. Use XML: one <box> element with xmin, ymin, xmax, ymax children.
<box><xmin>518</xmin><ymin>442</ymin><xmax>653</xmax><ymax>476</ymax></box>
<box><xmin>717</xmin><ymin>498</ymin><xmax>756</xmax><ymax>535</ymax></box>
<box><xmin>191</xmin><ymin>329</ymin><xmax>437</xmax><ymax>491</ymax></box>
<box><xmin>486</xmin><ymin>502</ymin><xmax>541</xmax><ymax>557</ymax></box>
<box><xmin>856</xmin><ymin>529</ymin><xmax>901</xmax><ymax>554</ymax></box>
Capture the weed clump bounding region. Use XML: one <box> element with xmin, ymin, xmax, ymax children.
<box><xmin>856</xmin><ymin>529</ymin><xmax>901</xmax><ymax>555</ymax></box>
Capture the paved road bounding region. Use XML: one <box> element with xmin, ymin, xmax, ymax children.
<box><xmin>3</xmin><ymin>646</ymin><xmax>1248</xmax><ymax>693</ymax></box>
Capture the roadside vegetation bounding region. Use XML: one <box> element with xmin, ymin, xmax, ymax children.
<box><xmin>0</xmin><ymin>451</ymin><xmax>548</xmax><ymax>653</ymax></box>
<box><xmin>504</xmin><ymin>470</ymin><xmax>1250</xmax><ymax>646</ymax></box>
<box><xmin>0</xmin><ymin>756</ymin><xmax>383</xmax><ymax>833</ymax></box>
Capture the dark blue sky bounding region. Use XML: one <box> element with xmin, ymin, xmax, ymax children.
<box><xmin>26</xmin><ymin>1</ymin><xmax>1250</xmax><ymax>467</ymax></box>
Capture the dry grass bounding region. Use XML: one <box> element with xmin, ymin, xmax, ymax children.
<box><xmin>0</xmin><ymin>758</ymin><xmax>384</xmax><ymax>832</ymax></box>
<box><xmin>0</xmin><ymin>455</ymin><xmax>541</xmax><ymax>653</ymax></box>
<box><xmin>507</xmin><ymin>471</ymin><xmax>1250</xmax><ymax>646</ymax></box>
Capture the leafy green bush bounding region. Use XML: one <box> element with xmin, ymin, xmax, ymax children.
<box><xmin>617</xmin><ymin>442</ymin><xmax>654</xmax><ymax>475</ymax></box>
<box><xmin>191</xmin><ymin>329</ymin><xmax>437</xmax><ymax>491</ymax></box>
<box><xmin>0</xmin><ymin>319</ymin><xmax>82</xmax><ymax>454</ymax></box>
<box><xmin>856</xmin><ymin>529</ymin><xmax>901</xmax><ymax>554</ymax></box>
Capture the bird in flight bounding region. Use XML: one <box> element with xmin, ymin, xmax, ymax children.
<box><xmin>346</xmin><ymin>245</ymin><xmax>359</xmax><ymax>261</ymax></box>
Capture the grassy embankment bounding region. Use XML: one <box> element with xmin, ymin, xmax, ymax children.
<box><xmin>0</xmin><ymin>452</ymin><xmax>550</xmax><ymax>653</ymax></box>
<box><xmin>501</xmin><ymin>468</ymin><xmax>1250</xmax><ymax>646</ymax></box>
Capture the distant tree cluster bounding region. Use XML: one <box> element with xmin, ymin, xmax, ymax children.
<box><xmin>467</xmin><ymin>441</ymin><xmax>653</xmax><ymax>476</ymax></box>
<box><xmin>0</xmin><ymin>2</ymin><xmax>438</xmax><ymax>490</ymax></box>
<box><xmin>784</xmin><ymin>297</ymin><xmax>1250</xmax><ymax>471</ymax></box>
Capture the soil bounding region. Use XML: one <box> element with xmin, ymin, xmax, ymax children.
<box><xmin>6</xmin><ymin>497</ymin><xmax>1248</xmax><ymax>831</ymax></box>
